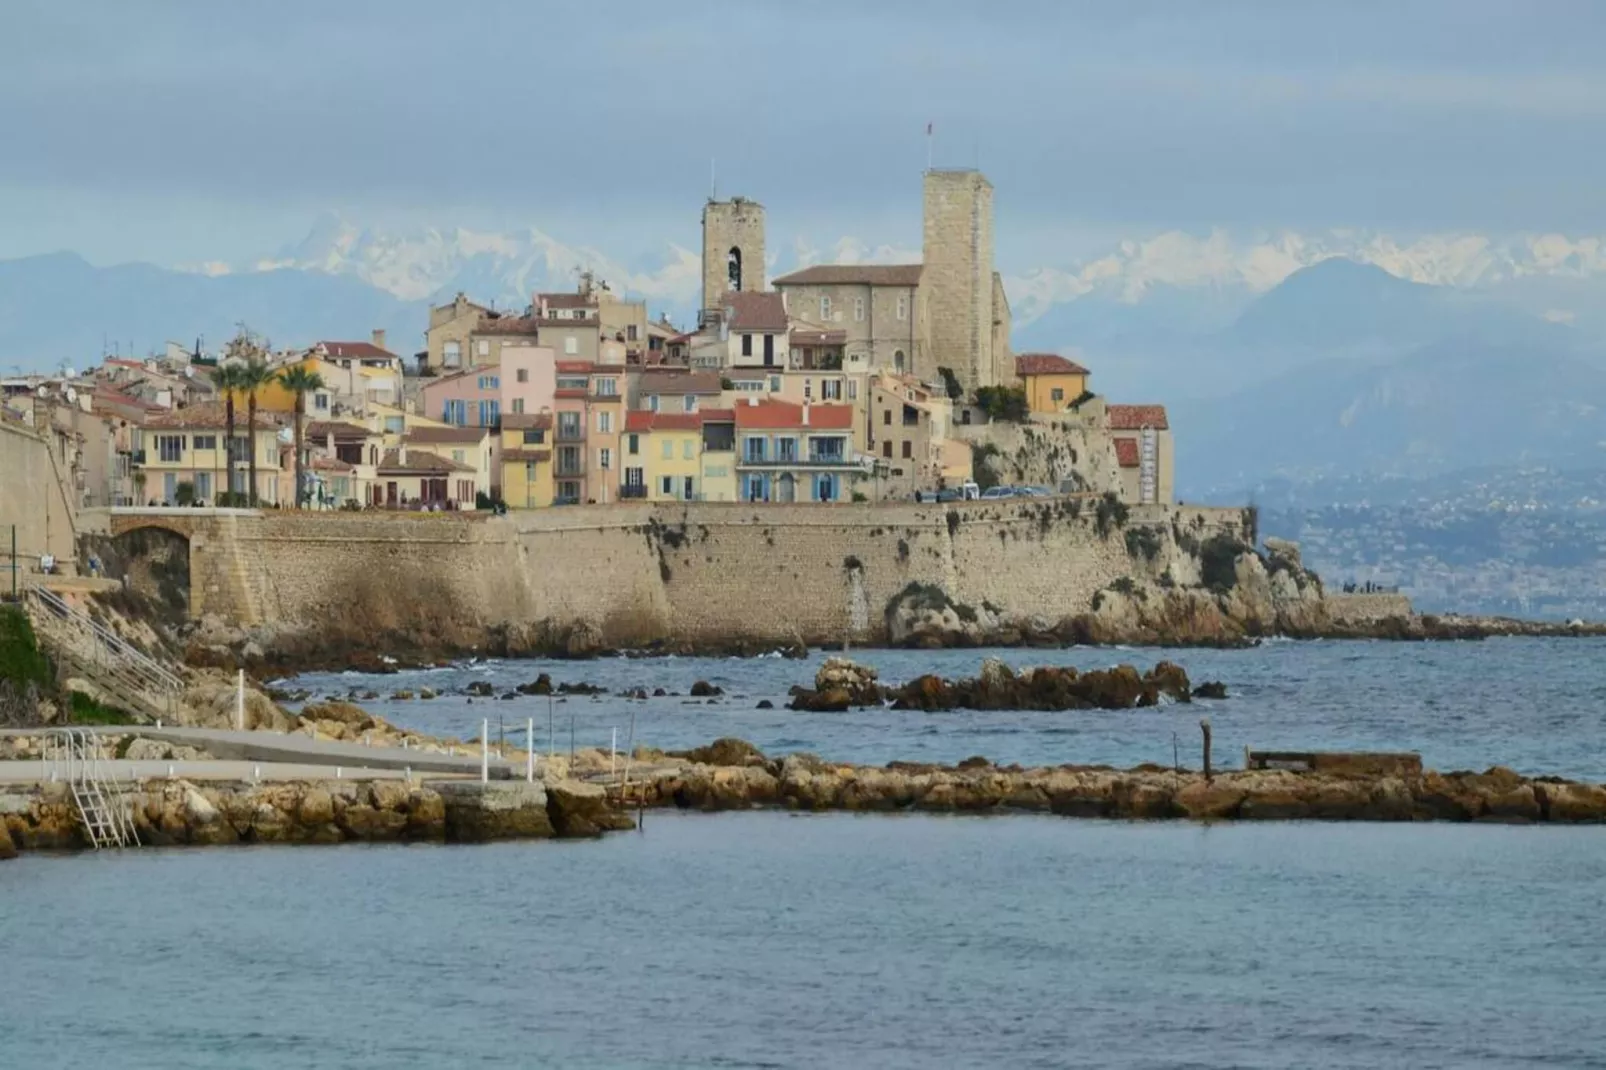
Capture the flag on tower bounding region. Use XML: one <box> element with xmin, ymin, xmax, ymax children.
<box><xmin>926</xmin><ymin>122</ymin><xmax>933</xmax><ymax>135</ymax></box>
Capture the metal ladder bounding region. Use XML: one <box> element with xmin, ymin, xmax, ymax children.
<box><xmin>45</xmin><ymin>728</ymin><xmax>142</xmax><ymax>849</ymax></box>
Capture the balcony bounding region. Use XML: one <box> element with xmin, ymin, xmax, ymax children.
<box><xmin>555</xmin><ymin>463</ymin><xmax>586</xmax><ymax>478</ymax></box>
<box><xmin>619</xmin><ymin>484</ymin><xmax>648</xmax><ymax>500</ymax></box>
<box><xmin>555</xmin><ymin>427</ymin><xmax>585</xmax><ymax>443</ymax></box>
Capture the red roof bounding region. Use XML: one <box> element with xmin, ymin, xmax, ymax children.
<box><xmin>723</xmin><ymin>291</ymin><xmax>788</xmax><ymax>332</ymax></box>
<box><xmin>319</xmin><ymin>341</ymin><xmax>397</xmax><ymax>360</ymax></box>
<box><xmin>1114</xmin><ymin>439</ymin><xmax>1140</xmax><ymax>468</ymax></box>
<box><xmin>556</xmin><ymin>361</ymin><xmax>594</xmax><ymax>374</ymax></box>
<box><xmin>732</xmin><ymin>399</ymin><xmax>854</xmax><ymax>431</ymax></box>
<box><xmin>1015</xmin><ymin>353</ymin><xmax>1090</xmax><ymax>377</ymax></box>
<box><xmin>1107</xmin><ymin>404</ymin><xmax>1169</xmax><ymax>430</ymax></box>
<box><xmin>625</xmin><ymin>411</ymin><xmax>703</xmax><ymax>432</ymax></box>
<box><xmin>554</xmin><ymin>388</ymin><xmax>587</xmax><ymax>399</ymax></box>
<box><xmin>377</xmin><ymin>448</ymin><xmax>474</xmax><ymax>475</ymax></box>
<box><xmin>305</xmin><ymin>420</ymin><xmax>373</xmax><ymax>440</ymax></box>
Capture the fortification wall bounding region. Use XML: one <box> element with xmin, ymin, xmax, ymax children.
<box><xmin>1325</xmin><ymin>592</ymin><xmax>1413</xmax><ymax>624</ymax></box>
<box><xmin>0</xmin><ymin>420</ymin><xmax>76</xmax><ymax>573</ymax></box>
<box><xmin>110</xmin><ymin>501</ymin><xmax>1252</xmax><ymax>650</ymax></box>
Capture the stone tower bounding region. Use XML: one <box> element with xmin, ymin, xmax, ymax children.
<box><xmin>701</xmin><ymin>197</ymin><xmax>767</xmax><ymax>313</ymax></box>
<box><xmin>921</xmin><ymin>169</ymin><xmax>996</xmax><ymax>392</ymax></box>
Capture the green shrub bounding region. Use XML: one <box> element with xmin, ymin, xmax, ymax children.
<box><xmin>1200</xmin><ymin>534</ymin><xmax>1249</xmax><ymax>593</ymax></box>
<box><xmin>972</xmin><ymin>385</ymin><xmax>1029</xmax><ymax>422</ymax></box>
<box><xmin>937</xmin><ymin>367</ymin><xmax>964</xmax><ymax>400</ymax></box>
<box><xmin>69</xmin><ymin>692</ymin><xmax>136</xmax><ymax>725</ymax></box>
<box><xmin>0</xmin><ymin>607</ymin><xmax>52</xmax><ymax>690</ymax></box>
<box><xmin>1123</xmin><ymin>525</ymin><xmax>1162</xmax><ymax>561</ymax></box>
<box><xmin>1095</xmin><ymin>492</ymin><xmax>1130</xmax><ymax>538</ymax></box>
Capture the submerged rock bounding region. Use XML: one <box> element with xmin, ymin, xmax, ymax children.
<box><xmin>1192</xmin><ymin>681</ymin><xmax>1228</xmax><ymax>700</ymax></box>
<box><xmin>689</xmin><ymin>680</ymin><xmax>723</xmax><ymax>697</ymax></box>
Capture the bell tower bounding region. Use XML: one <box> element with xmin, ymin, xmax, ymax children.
<box><xmin>701</xmin><ymin>196</ymin><xmax>766</xmax><ymax>314</ymax></box>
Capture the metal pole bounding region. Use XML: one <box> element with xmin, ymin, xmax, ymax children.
<box><xmin>526</xmin><ymin>718</ymin><xmax>534</xmax><ymax>783</ymax></box>
<box><xmin>1200</xmin><ymin>717</ymin><xmax>1213</xmax><ymax>781</ymax></box>
<box><xmin>569</xmin><ymin>712</ymin><xmax>574</xmax><ymax>761</ymax></box>
<box><xmin>481</xmin><ymin>718</ymin><xmax>489</xmax><ymax>783</ymax></box>
<box><xmin>611</xmin><ymin>727</ymin><xmax>617</xmax><ymax>776</ymax></box>
<box><xmin>236</xmin><ymin>668</ymin><xmax>245</xmax><ymax>731</ymax></box>
<box><xmin>548</xmin><ymin>695</ymin><xmax>554</xmax><ymax>759</ymax></box>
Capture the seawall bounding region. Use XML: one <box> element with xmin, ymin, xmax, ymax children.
<box><xmin>107</xmin><ymin>501</ymin><xmax>1253</xmax><ymax>654</ymax></box>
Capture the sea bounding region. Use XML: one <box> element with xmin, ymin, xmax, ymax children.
<box><xmin>4</xmin><ymin>638</ymin><xmax>1606</xmax><ymax>1069</ymax></box>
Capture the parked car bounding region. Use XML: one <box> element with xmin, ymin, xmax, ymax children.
<box><xmin>979</xmin><ymin>486</ymin><xmax>1015</xmax><ymax>500</ymax></box>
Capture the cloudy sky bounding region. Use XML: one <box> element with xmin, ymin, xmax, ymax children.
<box><xmin>3</xmin><ymin>0</ymin><xmax>1604</xmax><ymax>269</ymax></box>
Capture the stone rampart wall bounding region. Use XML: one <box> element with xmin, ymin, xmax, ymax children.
<box><xmin>110</xmin><ymin>500</ymin><xmax>1252</xmax><ymax>648</ymax></box>
<box><xmin>1325</xmin><ymin>592</ymin><xmax>1413</xmax><ymax>624</ymax></box>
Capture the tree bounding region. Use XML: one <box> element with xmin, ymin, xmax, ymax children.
<box><xmin>276</xmin><ymin>365</ymin><xmax>328</xmax><ymax>509</ymax></box>
<box><xmin>208</xmin><ymin>363</ymin><xmax>244</xmax><ymax>504</ymax></box>
<box><xmin>233</xmin><ymin>358</ymin><xmax>276</xmax><ymax>506</ymax></box>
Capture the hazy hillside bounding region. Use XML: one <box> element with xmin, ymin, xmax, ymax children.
<box><xmin>0</xmin><ymin>252</ymin><xmax>424</xmax><ymax>367</ymax></box>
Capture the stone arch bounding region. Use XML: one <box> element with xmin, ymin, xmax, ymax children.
<box><xmin>894</xmin><ymin>349</ymin><xmax>906</xmax><ymax>373</ymax></box>
<box><xmin>91</xmin><ymin>524</ymin><xmax>193</xmax><ymax>622</ymax></box>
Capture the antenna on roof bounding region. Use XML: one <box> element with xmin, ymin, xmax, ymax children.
<box><xmin>710</xmin><ymin>158</ymin><xmax>717</xmax><ymax>202</ymax></box>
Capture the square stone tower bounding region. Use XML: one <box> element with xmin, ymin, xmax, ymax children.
<box><xmin>921</xmin><ymin>169</ymin><xmax>996</xmax><ymax>392</ymax></box>
<box><xmin>702</xmin><ymin>197</ymin><xmax>767</xmax><ymax>313</ymax></box>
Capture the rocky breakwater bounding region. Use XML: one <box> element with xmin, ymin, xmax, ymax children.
<box><xmin>611</xmin><ymin>740</ymin><xmax>1606</xmax><ymax>825</ymax></box>
<box><xmin>788</xmin><ymin>657</ymin><xmax>1226</xmax><ymax>712</ymax></box>
<box><xmin>0</xmin><ymin>772</ymin><xmax>636</xmax><ymax>858</ymax></box>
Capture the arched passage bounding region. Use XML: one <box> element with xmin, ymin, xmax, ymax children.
<box><xmin>91</xmin><ymin>525</ymin><xmax>193</xmax><ymax>623</ymax></box>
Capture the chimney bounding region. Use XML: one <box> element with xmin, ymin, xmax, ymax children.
<box><xmin>801</xmin><ymin>400</ymin><xmax>810</xmax><ymax>426</ymax></box>
<box><xmin>371</xmin><ymin>329</ymin><xmax>387</xmax><ymax>352</ymax></box>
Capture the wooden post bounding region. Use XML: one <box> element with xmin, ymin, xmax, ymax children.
<box><xmin>1200</xmin><ymin>717</ymin><xmax>1213</xmax><ymax>781</ymax></box>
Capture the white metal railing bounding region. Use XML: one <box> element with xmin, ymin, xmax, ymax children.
<box><xmin>43</xmin><ymin>728</ymin><xmax>141</xmax><ymax>849</ymax></box>
<box><xmin>26</xmin><ymin>585</ymin><xmax>183</xmax><ymax>719</ymax></box>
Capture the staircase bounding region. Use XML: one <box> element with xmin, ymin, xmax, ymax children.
<box><xmin>25</xmin><ymin>585</ymin><xmax>184</xmax><ymax>723</ymax></box>
<box><xmin>44</xmin><ymin>728</ymin><xmax>142</xmax><ymax>849</ymax></box>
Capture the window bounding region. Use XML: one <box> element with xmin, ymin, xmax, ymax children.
<box><xmin>778</xmin><ymin>438</ymin><xmax>797</xmax><ymax>462</ymax></box>
<box><xmin>557</xmin><ymin>447</ymin><xmax>582</xmax><ymax>476</ymax></box>
<box><xmin>683</xmin><ymin>439</ymin><xmax>695</xmax><ymax>460</ymax></box>
<box><xmin>854</xmin><ymin>297</ymin><xmax>865</xmax><ymax>322</ymax></box>
<box><xmin>816</xmin><ymin>474</ymin><xmax>837</xmax><ymax>502</ymax></box>
<box><xmin>627</xmin><ymin>325</ymin><xmax>638</xmax><ymax>341</ymax></box>
<box><xmin>648</xmin><ymin>395</ymin><xmax>659</xmax><ymax>412</ymax></box>
<box><xmin>685</xmin><ymin>395</ymin><xmax>698</xmax><ymax>413</ymax></box>
<box><xmin>661</xmin><ymin>439</ymin><xmax>673</xmax><ymax>460</ymax></box>
<box><xmin>556</xmin><ymin>376</ymin><xmax>588</xmax><ymax>391</ymax></box>
<box><xmin>627</xmin><ymin>433</ymin><xmax>639</xmax><ymax>455</ymax></box>
<box><xmin>882</xmin><ymin>410</ymin><xmax>891</xmax><ymax>425</ymax></box>
<box><xmin>477</xmin><ymin>375</ymin><xmax>499</xmax><ymax>390</ymax></box>
<box><xmin>384</xmin><ymin>416</ymin><xmax>404</xmax><ymax>434</ymax></box>
<box><xmin>477</xmin><ymin>399</ymin><xmax>499</xmax><ymax>426</ymax></box>
<box><xmin>443</xmin><ymin>399</ymin><xmax>466</xmax><ymax>426</ymax></box>
<box><xmin>847</xmin><ymin>380</ymin><xmax>858</xmax><ymax>401</ymax></box>
<box><xmin>820</xmin><ymin>296</ymin><xmax>832</xmax><ymax>320</ymax></box>
<box><xmin>157</xmin><ymin>435</ymin><xmax>183</xmax><ymax>463</ymax></box>
<box><xmin>742</xmin><ymin>334</ymin><xmax>753</xmax><ymax>357</ymax></box>
<box><xmin>599</xmin><ymin>447</ymin><xmax>611</xmax><ymax>470</ymax></box>
<box><xmin>763</xmin><ymin>334</ymin><xmax>774</xmax><ymax>366</ymax></box>
<box><xmin>512</xmin><ymin>398</ymin><xmax>525</xmax><ymax>414</ymax></box>
<box><xmin>625</xmin><ymin>467</ymin><xmax>644</xmax><ymax>488</ymax></box>
<box><xmin>564</xmin><ymin>336</ymin><xmax>578</xmax><ymax>355</ymax></box>
<box><xmin>1051</xmin><ymin>387</ymin><xmax>1065</xmax><ymax>402</ymax></box>
<box><xmin>897</xmin><ymin>295</ymin><xmax>908</xmax><ymax>321</ymax></box>
<box><xmin>597</xmin><ymin>378</ymin><xmax>618</xmax><ymax>397</ymax></box>
<box><xmin>523</xmin><ymin>429</ymin><xmax>546</xmax><ymax>445</ymax></box>
<box><xmin>516</xmin><ymin>368</ymin><xmax>529</xmax><ymax>383</ymax></box>
<box><xmin>192</xmin><ymin>435</ymin><xmax>217</xmax><ymax>451</ymax></box>
<box><xmin>557</xmin><ymin>412</ymin><xmax>581</xmax><ymax>439</ymax></box>
<box><xmin>443</xmin><ymin>341</ymin><xmax>462</xmax><ymax>367</ymax></box>
<box><xmin>314</xmin><ymin>394</ymin><xmax>329</xmax><ymax>411</ymax></box>
<box><xmin>194</xmin><ymin>472</ymin><xmax>212</xmax><ymax>502</ymax></box>
<box><xmin>769</xmin><ymin>376</ymin><xmax>781</xmax><ymax>392</ymax></box>
<box><xmin>744</xmin><ymin>437</ymin><xmax>766</xmax><ymax>463</ymax></box>
<box><xmin>598</xmin><ymin>411</ymin><xmax>612</xmax><ymax>434</ymax></box>
<box><xmin>894</xmin><ymin>349</ymin><xmax>906</xmax><ymax>372</ymax></box>
<box><xmin>902</xmin><ymin>441</ymin><xmax>912</xmax><ymax>459</ymax></box>
<box><xmin>660</xmin><ymin>475</ymin><xmax>674</xmax><ymax>496</ymax></box>
<box><xmin>526</xmin><ymin>462</ymin><xmax>540</xmax><ymax>480</ymax></box>
<box><xmin>821</xmin><ymin>379</ymin><xmax>842</xmax><ymax>401</ymax></box>
<box><xmin>682</xmin><ymin>476</ymin><xmax>694</xmax><ymax>501</ymax></box>
<box><xmin>882</xmin><ymin>440</ymin><xmax>892</xmax><ymax>458</ymax></box>
<box><xmin>477</xmin><ymin>339</ymin><xmax>489</xmax><ymax>357</ymax></box>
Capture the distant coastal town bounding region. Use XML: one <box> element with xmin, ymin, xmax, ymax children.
<box><xmin>2</xmin><ymin>170</ymin><xmax>1174</xmax><ymax>517</ymax></box>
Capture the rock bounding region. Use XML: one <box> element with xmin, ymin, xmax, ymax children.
<box><xmin>1192</xmin><ymin>681</ymin><xmax>1229</xmax><ymax>700</ymax></box>
<box><xmin>179</xmin><ymin>670</ymin><xmax>295</xmax><ymax>732</ymax></box>
<box><xmin>516</xmin><ymin>674</ymin><xmax>553</xmax><ymax>695</ymax></box>
<box><xmin>557</xmin><ymin>681</ymin><xmax>606</xmax><ymax>696</ymax></box>
<box><xmin>300</xmin><ymin>701</ymin><xmax>374</xmax><ymax>730</ymax></box>
<box><xmin>689</xmin><ymin>680</ymin><xmax>722</xmax><ymax>697</ymax></box>
<box><xmin>1263</xmin><ymin>537</ymin><xmax>1302</xmax><ymax>569</ymax></box>
<box><xmin>0</xmin><ymin>820</ymin><xmax>16</xmax><ymax>860</ymax></box>
<box><xmin>419</xmin><ymin>688</ymin><xmax>438</xmax><ymax>700</ymax></box>
<box><xmin>1144</xmin><ymin>661</ymin><xmax>1192</xmax><ymax>702</ymax></box>
<box><xmin>391</xmin><ymin>690</ymin><xmax>414</xmax><ymax>701</ymax></box>
<box><xmin>123</xmin><ymin>738</ymin><xmax>171</xmax><ymax>762</ymax></box>
<box><xmin>956</xmin><ymin>755</ymin><xmax>991</xmax><ymax>770</ymax></box>
<box><xmin>298</xmin><ymin>788</ymin><xmax>335</xmax><ymax>826</ymax></box>
<box><xmin>546</xmin><ymin>779</ymin><xmax>634</xmax><ymax>837</ymax></box>
<box><xmin>815</xmin><ymin>658</ymin><xmax>882</xmax><ymax>705</ymax></box>
<box><xmin>788</xmin><ymin>688</ymin><xmax>850</xmax><ymax>712</ymax></box>
<box><xmin>653</xmin><ymin>688</ymin><xmax>667</xmax><ymax>697</ymax></box>
<box><xmin>437</xmin><ymin>781</ymin><xmax>554</xmax><ymax>841</ymax></box>
<box><xmin>891</xmin><ymin>674</ymin><xmax>953</xmax><ymax>712</ymax></box>
<box><xmin>499</xmin><ymin>692</ymin><xmax>517</xmax><ymax>700</ymax></box>
<box><xmin>677</xmin><ymin>738</ymin><xmax>767</xmax><ymax>766</ymax></box>
<box><xmin>756</xmin><ymin>699</ymin><xmax>774</xmax><ymax>709</ymax></box>
<box><xmin>465</xmin><ymin>681</ymin><xmax>495</xmax><ymax>697</ymax></box>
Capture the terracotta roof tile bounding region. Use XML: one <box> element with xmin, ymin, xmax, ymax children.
<box><xmin>305</xmin><ymin>420</ymin><xmax>373</xmax><ymax>440</ymax></box>
<box><xmin>625</xmin><ymin>411</ymin><xmax>703</xmax><ymax>432</ymax></box>
<box><xmin>637</xmin><ymin>370</ymin><xmax>724</xmax><ymax>395</ymax></box>
<box><xmin>473</xmin><ymin>317</ymin><xmax>543</xmax><ymax>337</ymax></box>
<box><xmin>790</xmin><ymin>328</ymin><xmax>848</xmax><ymax>346</ymax></box>
<box><xmin>1114</xmin><ymin>438</ymin><xmax>1140</xmax><ymax>468</ymax></box>
<box><xmin>500</xmin><ymin>412</ymin><xmax>553</xmax><ymax>430</ymax></box>
<box><xmin>723</xmin><ymin>291</ymin><xmax>788</xmax><ymax>332</ymax></box>
<box><xmin>732</xmin><ymin>399</ymin><xmax>855</xmax><ymax>430</ymax></box>
<box><xmin>402</xmin><ymin>426</ymin><xmax>489</xmax><ymax>444</ymax></box>
<box><xmin>378</xmin><ymin>448</ymin><xmax>474</xmax><ymax>475</ymax></box>
<box><xmin>772</xmin><ymin>264</ymin><xmax>922</xmax><ymax>287</ymax></box>
<box><xmin>319</xmin><ymin>341</ymin><xmax>398</xmax><ymax>360</ymax></box>
<box><xmin>1107</xmin><ymin>404</ymin><xmax>1169</xmax><ymax>430</ymax></box>
<box><xmin>138</xmin><ymin>402</ymin><xmax>287</xmax><ymax>431</ymax></box>
<box><xmin>1015</xmin><ymin>353</ymin><xmax>1090</xmax><ymax>377</ymax></box>
<box><xmin>309</xmin><ymin>456</ymin><xmax>355</xmax><ymax>473</ymax></box>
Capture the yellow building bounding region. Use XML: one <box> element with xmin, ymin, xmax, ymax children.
<box><xmin>135</xmin><ymin>402</ymin><xmax>289</xmax><ymax>505</ymax></box>
<box><xmin>1014</xmin><ymin>353</ymin><xmax>1090</xmax><ymax>414</ymax></box>
<box><xmin>622</xmin><ymin>411</ymin><xmax>704</xmax><ymax>501</ymax></box>
<box><xmin>500</xmin><ymin>413</ymin><xmax>554</xmax><ymax>509</ymax></box>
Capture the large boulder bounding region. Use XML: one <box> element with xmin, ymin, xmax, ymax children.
<box><xmin>676</xmin><ymin>738</ymin><xmax>767</xmax><ymax>767</ymax></box>
<box><xmin>545</xmin><ymin>780</ymin><xmax>635</xmax><ymax>837</ymax></box>
<box><xmin>179</xmin><ymin>671</ymin><xmax>295</xmax><ymax>732</ymax></box>
<box><xmin>815</xmin><ymin>658</ymin><xmax>882</xmax><ymax>705</ymax></box>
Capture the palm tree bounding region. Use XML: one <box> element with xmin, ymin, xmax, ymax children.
<box><xmin>208</xmin><ymin>363</ymin><xmax>243</xmax><ymax>504</ymax></box>
<box><xmin>276</xmin><ymin>365</ymin><xmax>328</xmax><ymax>509</ymax></box>
<box><xmin>234</xmin><ymin>358</ymin><xmax>276</xmax><ymax>506</ymax></box>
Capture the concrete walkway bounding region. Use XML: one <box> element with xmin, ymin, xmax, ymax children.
<box><xmin>0</xmin><ymin>759</ymin><xmax>424</xmax><ymax>785</ymax></box>
<box><xmin>0</xmin><ymin>726</ymin><xmax>517</xmax><ymax>780</ymax></box>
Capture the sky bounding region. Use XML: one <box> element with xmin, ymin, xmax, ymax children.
<box><xmin>3</xmin><ymin>0</ymin><xmax>1605</xmax><ymax>270</ymax></box>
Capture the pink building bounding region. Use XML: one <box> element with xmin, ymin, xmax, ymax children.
<box><xmin>420</xmin><ymin>367</ymin><xmax>502</xmax><ymax>428</ymax></box>
<box><xmin>499</xmin><ymin>342</ymin><xmax>557</xmax><ymax>419</ymax></box>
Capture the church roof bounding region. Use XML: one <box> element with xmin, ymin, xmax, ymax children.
<box><xmin>772</xmin><ymin>264</ymin><xmax>924</xmax><ymax>287</ymax></box>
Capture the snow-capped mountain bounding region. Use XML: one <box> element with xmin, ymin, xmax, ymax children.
<box><xmin>1006</xmin><ymin>228</ymin><xmax>1606</xmax><ymax>330</ymax></box>
<box><xmin>234</xmin><ymin>212</ymin><xmax>702</xmax><ymax>313</ymax></box>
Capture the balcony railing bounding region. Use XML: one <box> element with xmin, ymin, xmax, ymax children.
<box><xmin>619</xmin><ymin>484</ymin><xmax>648</xmax><ymax>499</ymax></box>
<box><xmin>555</xmin><ymin>464</ymin><xmax>585</xmax><ymax>478</ymax></box>
<box><xmin>555</xmin><ymin>425</ymin><xmax>585</xmax><ymax>442</ymax></box>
